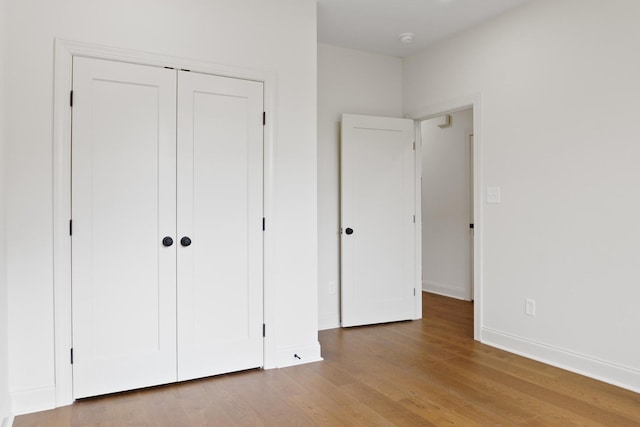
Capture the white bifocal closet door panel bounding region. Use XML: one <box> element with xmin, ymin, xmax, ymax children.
<box><xmin>71</xmin><ymin>57</ymin><xmax>177</xmax><ymax>398</ymax></box>
<box><xmin>341</xmin><ymin>114</ymin><xmax>416</xmax><ymax>327</ymax></box>
<box><xmin>176</xmin><ymin>71</ymin><xmax>264</xmax><ymax>381</ymax></box>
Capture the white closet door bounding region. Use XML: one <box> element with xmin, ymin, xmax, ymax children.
<box><xmin>71</xmin><ymin>57</ymin><xmax>177</xmax><ymax>398</ymax></box>
<box><xmin>341</xmin><ymin>114</ymin><xmax>416</xmax><ymax>327</ymax></box>
<box><xmin>176</xmin><ymin>71</ymin><xmax>264</xmax><ymax>381</ymax></box>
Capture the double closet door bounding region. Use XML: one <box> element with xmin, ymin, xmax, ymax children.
<box><xmin>71</xmin><ymin>57</ymin><xmax>264</xmax><ymax>399</ymax></box>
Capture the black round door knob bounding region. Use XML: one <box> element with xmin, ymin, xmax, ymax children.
<box><xmin>162</xmin><ymin>237</ymin><xmax>173</xmax><ymax>247</ymax></box>
<box><xmin>345</xmin><ymin>228</ymin><xmax>354</xmax><ymax>235</ymax></box>
<box><xmin>180</xmin><ymin>237</ymin><xmax>192</xmax><ymax>247</ymax></box>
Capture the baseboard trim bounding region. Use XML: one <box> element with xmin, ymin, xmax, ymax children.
<box><xmin>482</xmin><ymin>327</ymin><xmax>640</xmax><ymax>393</ymax></box>
<box><xmin>422</xmin><ymin>280</ymin><xmax>468</xmax><ymax>300</ymax></box>
<box><xmin>1</xmin><ymin>415</ymin><xmax>14</xmax><ymax>427</ymax></box>
<box><xmin>318</xmin><ymin>322</ymin><xmax>340</xmax><ymax>331</ymax></box>
<box><xmin>276</xmin><ymin>342</ymin><xmax>323</xmax><ymax>368</ymax></box>
<box><xmin>10</xmin><ymin>386</ymin><xmax>56</xmax><ymax>416</ymax></box>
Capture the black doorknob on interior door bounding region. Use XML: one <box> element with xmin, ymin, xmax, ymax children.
<box><xmin>181</xmin><ymin>236</ymin><xmax>192</xmax><ymax>247</ymax></box>
<box><xmin>345</xmin><ymin>228</ymin><xmax>354</xmax><ymax>235</ymax></box>
<box><xmin>162</xmin><ymin>237</ymin><xmax>173</xmax><ymax>247</ymax></box>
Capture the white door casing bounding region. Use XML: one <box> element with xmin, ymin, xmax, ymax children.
<box><xmin>340</xmin><ymin>114</ymin><xmax>416</xmax><ymax>327</ymax></box>
<box><xmin>176</xmin><ymin>71</ymin><xmax>264</xmax><ymax>381</ymax></box>
<box><xmin>71</xmin><ymin>57</ymin><xmax>178</xmax><ymax>398</ymax></box>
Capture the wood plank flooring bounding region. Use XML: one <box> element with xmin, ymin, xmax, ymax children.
<box><xmin>14</xmin><ymin>292</ymin><xmax>640</xmax><ymax>426</ymax></box>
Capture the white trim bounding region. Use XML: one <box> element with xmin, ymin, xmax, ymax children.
<box><xmin>276</xmin><ymin>343</ymin><xmax>323</xmax><ymax>368</ymax></box>
<box><xmin>318</xmin><ymin>320</ymin><xmax>340</xmax><ymax>331</ymax></box>
<box><xmin>482</xmin><ymin>327</ymin><xmax>640</xmax><ymax>394</ymax></box>
<box><xmin>53</xmin><ymin>38</ymin><xmax>277</xmax><ymax>408</ymax></box>
<box><xmin>10</xmin><ymin>386</ymin><xmax>56</xmax><ymax>416</ymax></box>
<box><xmin>407</xmin><ymin>94</ymin><xmax>483</xmax><ymax>341</ymax></box>
<box><xmin>1</xmin><ymin>415</ymin><xmax>14</xmax><ymax>427</ymax></box>
<box><xmin>422</xmin><ymin>280</ymin><xmax>468</xmax><ymax>301</ymax></box>
<box><xmin>413</xmin><ymin>121</ymin><xmax>422</xmax><ymax>319</ymax></box>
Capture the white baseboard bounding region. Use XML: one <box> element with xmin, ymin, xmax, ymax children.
<box><xmin>1</xmin><ymin>415</ymin><xmax>14</xmax><ymax>427</ymax></box>
<box><xmin>422</xmin><ymin>280</ymin><xmax>468</xmax><ymax>300</ymax></box>
<box><xmin>318</xmin><ymin>319</ymin><xmax>340</xmax><ymax>331</ymax></box>
<box><xmin>10</xmin><ymin>386</ymin><xmax>56</xmax><ymax>416</ymax></box>
<box><xmin>276</xmin><ymin>342</ymin><xmax>323</xmax><ymax>368</ymax></box>
<box><xmin>482</xmin><ymin>327</ymin><xmax>640</xmax><ymax>394</ymax></box>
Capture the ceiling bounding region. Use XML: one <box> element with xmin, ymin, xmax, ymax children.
<box><xmin>317</xmin><ymin>0</ymin><xmax>531</xmax><ymax>57</ymax></box>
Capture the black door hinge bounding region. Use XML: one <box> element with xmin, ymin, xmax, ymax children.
<box><xmin>263</xmin><ymin>112</ymin><xmax>266</xmax><ymax>126</ymax></box>
<box><xmin>470</xmin><ymin>224</ymin><xmax>474</xmax><ymax>229</ymax></box>
<box><xmin>69</xmin><ymin>220</ymin><xmax>73</xmax><ymax>236</ymax></box>
<box><xmin>70</xmin><ymin>348</ymin><xmax>74</xmax><ymax>364</ymax></box>
<box><xmin>70</xmin><ymin>91</ymin><xmax>73</xmax><ymax>107</ymax></box>
<box><xmin>262</xmin><ymin>324</ymin><xmax>266</xmax><ymax>337</ymax></box>
<box><xmin>262</xmin><ymin>217</ymin><xmax>265</xmax><ymax>231</ymax></box>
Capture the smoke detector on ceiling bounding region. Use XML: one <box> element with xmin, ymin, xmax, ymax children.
<box><xmin>398</xmin><ymin>33</ymin><xmax>414</xmax><ymax>44</ymax></box>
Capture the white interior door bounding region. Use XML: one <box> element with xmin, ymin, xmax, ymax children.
<box><xmin>71</xmin><ymin>57</ymin><xmax>177</xmax><ymax>398</ymax></box>
<box><xmin>176</xmin><ymin>71</ymin><xmax>264</xmax><ymax>381</ymax></box>
<box><xmin>341</xmin><ymin>114</ymin><xmax>416</xmax><ymax>327</ymax></box>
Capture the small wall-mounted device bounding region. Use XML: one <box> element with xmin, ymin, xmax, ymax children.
<box><xmin>436</xmin><ymin>114</ymin><xmax>451</xmax><ymax>128</ymax></box>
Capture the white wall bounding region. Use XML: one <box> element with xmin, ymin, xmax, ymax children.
<box><xmin>0</xmin><ymin>0</ymin><xmax>11</xmax><ymax>422</ymax></box>
<box><xmin>405</xmin><ymin>0</ymin><xmax>640</xmax><ymax>391</ymax></box>
<box><xmin>4</xmin><ymin>0</ymin><xmax>318</xmax><ymax>414</ymax></box>
<box><xmin>317</xmin><ymin>43</ymin><xmax>402</xmax><ymax>330</ymax></box>
<box><xmin>421</xmin><ymin>109</ymin><xmax>473</xmax><ymax>300</ymax></box>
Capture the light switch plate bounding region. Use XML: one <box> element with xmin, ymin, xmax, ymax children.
<box><xmin>487</xmin><ymin>186</ymin><xmax>501</xmax><ymax>204</ymax></box>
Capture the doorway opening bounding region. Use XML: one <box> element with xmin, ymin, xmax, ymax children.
<box><xmin>420</xmin><ymin>108</ymin><xmax>475</xmax><ymax>330</ymax></box>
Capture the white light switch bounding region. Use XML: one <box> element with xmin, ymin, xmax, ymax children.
<box><xmin>487</xmin><ymin>186</ymin><xmax>501</xmax><ymax>204</ymax></box>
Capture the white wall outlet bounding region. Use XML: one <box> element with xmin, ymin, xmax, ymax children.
<box><xmin>487</xmin><ymin>186</ymin><xmax>501</xmax><ymax>204</ymax></box>
<box><xmin>525</xmin><ymin>298</ymin><xmax>536</xmax><ymax>316</ymax></box>
<box><xmin>329</xmin><ymin>281</ymin><xmax>337</xmax><ymax>294</ymax></box>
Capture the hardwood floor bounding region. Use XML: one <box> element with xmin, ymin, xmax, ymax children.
<box><xmin>14</xmin><ymin>292</ymin><xmax>640</xmax><ymax>426</ymax></box>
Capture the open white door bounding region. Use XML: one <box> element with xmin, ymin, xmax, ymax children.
<box><xmin>341</xmin><ymin>114</ymin><xmax>416</xmax><ymax>327</ymax></box>
<box><xmin>71</xmin><ymin>57</ymin><xmax>178</xmax><ymax>398</ymax></box>
<box><xmin>176</xmin><ymin>71</ymin><xmax>264</xmax><ymax>381</ymax></box>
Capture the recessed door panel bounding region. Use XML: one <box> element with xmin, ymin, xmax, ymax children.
<box><xmin>177</xmin><ymin>71</ymin><xmax>264</xmax><ymax>380</ymax></box>
<box><xmin>71</xmin><ymin>57</ymin><xmax>177</xmax><ymax>398</ymax></box>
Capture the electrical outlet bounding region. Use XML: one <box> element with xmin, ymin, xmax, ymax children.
<box><xmin>525</xmin><ymin>298</ymin><xmax>536</xmax><ymax>317</ymax></box>
<box><xmin>329</xmin><ymin>281</ymin><xmax>337</xmax><ymax>294</ymax></box>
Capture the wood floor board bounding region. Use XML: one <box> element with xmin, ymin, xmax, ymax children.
<box><xmin>14</xmin><ymin>292</ymin><xmax>640</xmax><ymax>426</ymax></box>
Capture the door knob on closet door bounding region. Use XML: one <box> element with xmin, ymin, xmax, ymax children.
<box><xmin>162</xmin><ymin>237</ymin><xmax>174</xmax><ymax>247</ymax></box>
<box><xmin>345</xmin><ymin>228</ymin><xmax>354</xmax><ymax>235</ymax></box>
<box><xmin>181</xmin><ymin>237</ymin><xmax>192</xmax><ymax>247</ymax></box>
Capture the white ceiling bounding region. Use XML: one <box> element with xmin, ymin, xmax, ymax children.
<box><xmin>317</xmin><ymin>0</ymin><xmax>531</xmax><ymax>57</ymax></box>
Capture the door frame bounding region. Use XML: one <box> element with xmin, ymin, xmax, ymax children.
<box><xmin>407</xmin><ymin>94</ymin><xmax>483</xmax><ymax>340</ymax></box>
<box><xmin>52</xmin><ymin>39</ymin><xmax>277</xmax><ymax>407</ymax></box>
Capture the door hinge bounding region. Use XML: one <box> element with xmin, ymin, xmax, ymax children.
<box><xmin>70</xmin><ymin>348</ymin><xmax>74</xmax><ymax>364</ymax></box>
<box><xmin>263</xmin><ymin>112</ymin><xmax>266</xmax><ymax>126</ymax></box>
<box><xmin>263</xmin><ymin>324</ymin><xmax>266</xmax><ymax>337</ymax></box>
<box><xmin>262</xmin><ymin>217</ymin><xmax>265</xmax><ymax>231</ymax></box>
<box><xmin>69</xmin><ymin>220</ymin><xmax>72</xmax><ymax>236</ymax></box>
<box><xmin>414</xmin><ymin>289</ymin><xmax>416</xmax><ymax>296</ymax></box>
<box><xmin>413</xmin><ymin>215</ymin><xmax>416</xmax><ymax>223</ymax></box>
<box><xmin>70</xmin><ymin>90</ymin><xmax>73</xmax><ymax>107</ymax></box>
<box><xmin>413</xmin><ymin>141</ymin><xmax>415</xmax><ymax>150</ymax></box>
